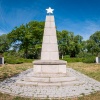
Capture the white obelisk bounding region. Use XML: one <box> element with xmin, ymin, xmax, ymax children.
<box><xmin>33</xmin><ymin>7</ymin><xmax>67</xmax><ymax>74</ymax></box>
<box><xmin>41</xmin><ymin>8</ymin><xmax>59</xmax><ymax>60</ymax></box>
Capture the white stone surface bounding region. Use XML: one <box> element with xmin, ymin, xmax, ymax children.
<box><xmin>41</xmin><ymin>52</ymin><xmax>50</xmax><ymax>60</ymax></box>
<box><xmin>49</xmin><ymin>52</ymin><xmax>59</xmax><ymax>60</ymax></box>
<box><xmin>58</xmin><ymin>65</ymin><xmax>67</xmax><ymax>73</ymax></box>
<box><xmin>43</xmin><ymin>36</ymin><xmax>57</xmax><ymax>44</ymax></box>
<box><xmin>44</xmin><ymin>28</ymin><xmax>56</xmax><ymax>36</ymax></box>
<box><xmin>41</xmin><ymin>52</ymin><xmax>59</xmax><ymax>60</ymax></box>
<box><xmin>34</xmin><ymin>65</ymin><xmax>41</xmax><ymax>73</ymax></box>
<box><xmin>33</xmin><ymin>60</ymin><xmax>66</xmax><ymax>65</ymax></box>
<box><xmin>37</xmin><ymin>82</ymin><xmax>61</xmax><ymax>86</ymax></box>
<box><xmin>45</xmin><ymin>22</ymin><xmax>55</xmax><ymax>28</ymax></box>
<box><xmin>41</xmin><ymin>65</ymin><xmax>59</xmax><ymax>73</ymax></box>
<box><xmin>42</xmin><ymin>44</ymin><xmax>58</xmax><ymax>52</ymax></box>
<box><xmin>0</xmin><ymin>57</ymin><xmax>4</xmax><ymax>64</ymax></box>
<box><xmin>46</xmin><ymin>15</ymin><xmax>54</xmax><ymax>22</ymax></box>
<box><xmin>23</xmin><ymin>77</ymin><xmax>49</xmax><ymax>82</ymax></box>
<box><xmin>18</xmin><ymin>76</ymin><xmax>77</xmax><ymax>83</ymax></box>
<box><xmin>49</xmin><ymin>36</ymin><xmax>57</xmax><ymax>43</ymax></box>
<box><xmin>41</xmin><ymin>15</ymin><xmax>59</xmax><ymax>60</ymax></box>
<box><xmin>34</xmin><ymin>64</ymin><xmax>67</xmax><ymax>74</ymax></box>
<box><xmin>43</xmin><ymin>36</ymin><xmax>50</xmax><ymax>43</ymax></box>
<box><xmin>2</xmin><ymin>57</ymin><xmax>4</xmax><ymax>64</ymax></box>
<box><xmin>96</xmin><ymin>57</ymin><xmax>100</xmax><ymax>63</ymax></box>
<box><xmin>50</xmin><ymin>77</ymin><xmax>76</xmax><ymax>82</ymax></box>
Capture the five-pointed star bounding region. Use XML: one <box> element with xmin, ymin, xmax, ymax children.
<box><xmin>46</xmin><ymin>7</ymin><xmax>54</xmax><ymax>14</ymax></box>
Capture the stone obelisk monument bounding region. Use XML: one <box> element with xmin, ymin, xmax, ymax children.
<box><xmin>33</xmin><ymin>7</ymin><xmax>67</xmax><ymax>74</ymax></box>
<box><xmin>34</xmin><ymin>7</ymin><xmax>66</xmax><ymax>75</ymax></box>
<box><xmin>16</xmin><ymin>7</ymin><xmax>78</xmax><ymax>86</ymax></box>
<box><xmin>32</xmin><ymin>7</ymin><xmax>76</xmax><ymax>85</ymax></box>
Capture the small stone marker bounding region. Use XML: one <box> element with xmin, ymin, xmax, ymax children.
<box><xmin>0</xmin><ymin>57</ymin><xmax>4</xmax><ymax>65</ymax></box>
<box><xmin>96</xmin><ymin>57</ymin><xmax>100</xmax><ymax>63</ymax></box>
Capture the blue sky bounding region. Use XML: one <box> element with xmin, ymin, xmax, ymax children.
<box><xmin>0</xmin><ymin>0</ymin><xmax>100</xmax><ymax>40</ymax></box>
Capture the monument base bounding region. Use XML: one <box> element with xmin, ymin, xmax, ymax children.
<box><xmin>16</xmin><ymin>70</ymin><xmax>83</xmax><ymax>86</ymax></box>
<box><xmin>33</xmin><ymin>60</ymin><xmax>67</xmax><ymax>74</ymax></box>
<box><xmin>16</xmin><ymin>60</ymin><xmax>84</xmax><ymax>86</ymax></box>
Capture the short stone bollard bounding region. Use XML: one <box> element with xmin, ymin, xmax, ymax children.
<box><xmin>0</xmin><ymin>57</ymin><xmax>4</xmax><ymax>65</ymax></box>
<box><xmin>96</xmin><ymin>57</ymin><xmax>100</xmax><ymax>63</ymax></box>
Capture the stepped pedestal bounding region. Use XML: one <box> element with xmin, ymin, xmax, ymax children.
<box><xmin>16</xmin><ymin>15</ymin><xmax>81</xmax><ymax>86</ymax></box>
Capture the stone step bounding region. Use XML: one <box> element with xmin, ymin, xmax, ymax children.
<box><xmin>33</xmin><ymin>60</ymin><xmax>67</xmax><ymax>65</ymax></box>
<box><xmin>21</xmin><ymin>76</ymin><xmax>77</xmax><ymax>83</ymax></box>
<box><xmin>16</xmin><ymin>80</ymin><xmax>84</xmax><ymax>86</ymax></box>
<box><xmin>38</xmin><ymin>81</ymin><xmax>84</xmax><ymax>86</ymax></box>
<box><xmin>27</xmin><ymin>73</ymin><xmax>69</xmax><ymax>78</ymax></box>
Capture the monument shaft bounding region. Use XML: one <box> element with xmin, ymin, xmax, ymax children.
<box><xmin>41</xmin><ymin>15</ymin><xmax>59</xmax><ymax>60</ymax></box>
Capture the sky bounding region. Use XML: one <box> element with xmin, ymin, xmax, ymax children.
<box><xmin>0</xmin><ymin>0</ymin><xmax>100</xmax><ymax>40</ymax></box>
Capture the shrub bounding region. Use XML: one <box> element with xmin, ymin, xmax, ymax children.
<box><xmin>83</xmin><ymin>56</ymin><xmax>96</xmax><ymax>63</ymax></box>
<box><xmin>77</xmin><ymin>52</ymin><xmax>93</xmax><ymax>58</ymax></box>
<box><xmin>4</xmin><ymin>56</ymin><xmax>33</xmax><ymax>64</ymax></box>
<box><xmin>63</xmin><ymin>55</ymin><xmax>96</xmax><ymax>63</ymax></box>
<box><xmin>63</xmin><ymin>57</ymin><xmax>83</xmax><ymax>62</ymax></box>
<box><xmin>4</xmin><ymin>57</ymin><xmax>23</xmax><ymax>64</ymax></box>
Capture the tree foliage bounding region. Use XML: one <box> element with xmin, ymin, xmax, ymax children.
<box><xmin>57</xmin><ymin>30</ymin><xmax>83</xmax><ymax>57</ymax></box>
<box><xmin>86</xmin><ymin>31</ymin><xmax>100</xmax><ymax>56</ymax></box>
<box><xmin>0</xmin><ymin>34</ymin><xmax>10</xmax><ymax>54</ymax></box>
<box><xmin>8</xmin><ymin>21</ymin><xmax>44</xmax><ymax>58</ymax></box>
<box><xmin>0</xmin><ymin>20</ymin><xmax>100</xmax><ymax>59</ymax></box>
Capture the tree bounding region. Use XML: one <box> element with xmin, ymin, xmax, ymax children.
<box><xmin>57</xmin><ymin>30</ymin><xmax>69</xmax><ymax>58</ymax></box>
<box><xmin>68</xmin><ymin>34</ymin><xmax>83</xmax><ymax>57</ymax></box>
<box><xmin>57</xmin><ymin>30</ymin><xmax>83</xmax><ymax>57</ymax></box>
<box><xmin>8</xmin><ymin>21</ymin><xmax>44</xmax><ymax>58</ymax></box>
<box><xmin>0</xmin><ymin>34</ymin><xmax>10</xmax><ymax>54</ymax></box>
<box><xmin>87</xmin><ymin>31</ymin><xmax>100</xmax><ymax>56</ymax></box>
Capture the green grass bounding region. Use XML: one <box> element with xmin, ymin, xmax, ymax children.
<box><xmin>67</xmin><ymin>62</ymin><xmax>100</xmax><ymax>81</ymax></box>
<box><xmin>0</xmin><ymin>63</ymin><xmax>32</xmax><ymax>81</ymax></box>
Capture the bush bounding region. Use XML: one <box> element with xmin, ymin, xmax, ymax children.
<box><xmin>21</xmin><ymin>59</ymin><xmax>33</xmax><ymax>63</ymax></box>
<box><xmin>83</xmin><ymin>56</ymin><xmax>96</xmax><ymax>63</ymax></box>
<box><xmin>4</xmin><ymin>56</ymin><xmax>33</xmax><ymax>64</ymax></box>
<box><xmin>63</xmin><ymin>55</ymin><xmax>96</xmax><ymax>63</ymax></box>
<box><xmin>5</xmin><ymin>57</ymin><xmax>23</xmax><ymax>64</ymax></box>
<box><xmin>63</xmin><ymin>57</ymin><xmax>83</xmax><ymax>62</ymax></box>
<box><xmin>77</xmin><ymin>52</ymin><xmax>93</xmax><ymax>58</ymax></box>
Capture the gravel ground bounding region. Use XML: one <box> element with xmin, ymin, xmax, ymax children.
<box><xmin>0</xmin><ymin>68</ymin><xmax>100</xmax><ymax>99</ymax></box>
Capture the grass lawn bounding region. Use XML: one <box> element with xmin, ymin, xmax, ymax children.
<box><xmin>0</xmin><ymin>62</ymin><xmax>100</xmax><ymax>100</ymax></box>
<box><xmin>0</xmin><ymin>63</ymin><xmax>33</xmax><ymax>81</ymax></box>
<box><xmin>67</xmin><ymin>62</ymin><xmax>100</xmax><ymax>81</ymax></box>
